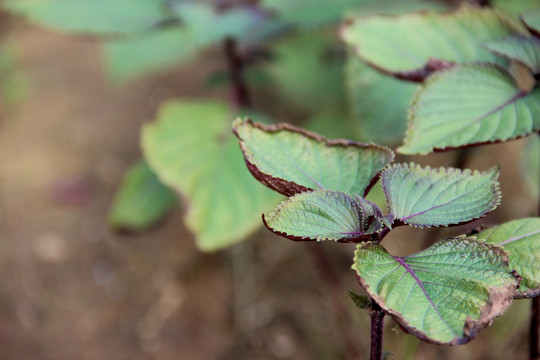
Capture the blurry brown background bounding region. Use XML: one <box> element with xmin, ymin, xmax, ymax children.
<box><xmin>0</xmin><ymin>19</ymin><xmax>536</xmax><ymax>360</ymax></box>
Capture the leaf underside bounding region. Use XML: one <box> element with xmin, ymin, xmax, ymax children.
<box><xmin>233</xmin><ymin>119</ymin><xmax>394</xmax><ymax>197</ymax></box>
<box><xmin>108</xmin><ymin>160</ymin><xmax>178</xmax><ymax>232</ymax></box>
<box><xmin>342</xmin><ymin>4</ymin><xmax>522</xmax><ymax>79</ymax></box>
<box><xmin>263</xmin><ymin>189</ymin><xmax>386</xmax><ymax>242</ymax></box>
<box><xmin>381</xmin><ymin>163</ymin><xmax>501</xmax><ymax>227</ymax></box>
<box><xmin>142</xmin><ymin>101</ymin><xmax>280</xmax><ymax>251</ymax></box>
<box><xmin>483</xmin><ymin>35</ymin><xmax>540</xmax><ymax>73</ymax></box>
<box><xmin>476</xmin><ymin>218</ymin><xmax>540</xmax><ymax>297</ymax></box>
<box><xmin>400</xmin><ymin>64</ymin><xmax>540</xmax><ymax>155</ymax></box>
<box><xmin>521</xmin><ymin>8</ymin><xmax>540</xmax><ymax>37</ymax></box>
<box><xmin>353</xmin><ymin>237</ymin><xmax>517</xmax><ymax>344</ymax></box>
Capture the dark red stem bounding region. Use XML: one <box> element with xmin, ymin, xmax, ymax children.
<box><xmin>531</xmin><ymin>297</ymin><xmax>539</xmax><ymax>360</ymax></box>
<box><xmin>309</xmin><ymin>245</ymin><xmax>361</xmax><ymax>359</ymax></box>
<box><xmin>224</xmin><ymin>37</ymin><xmax>252</xmax><ymax>109</ymax></box>
<box><xmin>370</xmin><ymin>301</ymin><xmax>385</xmax><ymax>360</ymax></box>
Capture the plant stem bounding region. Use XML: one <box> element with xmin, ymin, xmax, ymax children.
<box><xmin>224</xmin><ymin>37</ymin><xmax>252</xmax><ymax>109</ymax></box>
<box><xmin>370</xmin><ymin>300</ymin><xmax>385</xmax><ymax>360</ymax></box>
<box><xmin>309</xmin><ymin>245</ymin><xmax>361</xmax><ymax>359</ymax></box>
<box><xmin>531</xmin><ymin>297</ymin><xmax>540</xmax><ymax>360</ymax></box>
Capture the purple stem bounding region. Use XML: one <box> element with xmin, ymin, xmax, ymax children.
<box><xmin>224</xmin><ymin>37</ymin><xmax>252</xmax><ymax>109</ymax></box>
<box><xmin>370</xmin><ymin>301</ymin><xmax>385</xmax><ymax>360</ymax></box>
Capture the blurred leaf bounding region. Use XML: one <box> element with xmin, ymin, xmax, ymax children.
<box><xmin>522</xmin><ymin>134</ymin><xmax>540</xmax><ymax>200</ymax></box>
<box><xmin>103</xmin><ymin>27</ymin><xmax>198</xmax><ymax>82</ymax></box>
<box><xmin>304</xmin><ymin>112</ymin><xmax>355</xmax><ymax>140</ymax></box>
<box><xmin>522</xmin><ymin>7</ymin><xmax>540</xmax><ymax>37</ymax></box>
<box><xmin>483</xmin><ymin>35</ymin><xmax>540</xmax><ymax>73</ymax></box>
<box><xmin>492</xmin><ymin>0</ymin><xmax>540</xmax><ymax>16</ymax></box>
<box><xmin>353</xmin><ymin>237</ymin><xmax>517</xmax><ymax>344</ymax></box>
<box><xmin>399</xmin><ymin>64</ymin><xmax>540</xmax><ymax>154</ymax></box>
<box><xmin>265</xmin><ymin>32</ymin><xmax>344</xmax><ymax>112</ymax></box>
<box><xmin>342</xmin><ymin>5</ymin><xmax>522</xmax><ymax>79</ymax></box>
<box><xmin>142</xmin><ymin>101</ymin><xmax>281</xmax><ymax>251</ymax></box>
<box><xmin>263</xmin><ymin>189</ymin><xmax>386</xmax><ymax>242</ymax></box>
<box><xmin>3</xmin><ymin>0</ymin><xmax>171</xmax><ymax>35</ymax></box>
<box><xmin>476</xmin><ymin>218</ymin><xmax>540</xmax><ymax>297</ymax></box>
<box><xmin>381</xmin><ymin>164</ymin><xmax>501</xmax><ymax>227</ymax></box>
<box><xmin>0</xmin><ymin>39</ymin><xmax>28</xmax><ymax>108</ymax></box>
<box><xmin>233</xmin><ymin>119</ymin><xmax>394</xmax><ymax>197</ymax></box>
<box><xmin>108</xmin><ymin>160</ymin><xmax>178</xmax><ymax>232</ymax></box>
<box><xmin>345</xmin><ymin>55</ymin><xmax>416</xmax><ymax>145</ymax></box>
<box><xmin>347</xmin><ymin>289</ymin><xmax>370</xmax><ymax>309</ymax></box>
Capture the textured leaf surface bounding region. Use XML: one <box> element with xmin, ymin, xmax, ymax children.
<box><xmin>353</xmin><ymin>237</ymin><xmax>517</xmax><ymax>344</ymax></box>
<box><xmin>346</xmin><ymin>55</ymin><xmax>417</xmax><ymax>145</ymax></box>
<box><xmin>342</xmin><ymin>5</ymin><xmax>521</xmax><ymax>78</ymax></box>
<box><xmin>3</xmin><ymin>0</ymin><xmax>171</xmax><ymax>35</ymax></box>
<box><xmin>233</xmin><ymin>119</ymin><xmax>394</xmax><ymax>197</ymax></box>
<box><xmin>484</xmin><ymin>36</ymin><xmax>540</xmax><ymax>73</ymax></box>
<box><xmin>142</xmin><ymin>101</ymin><xmax>280</xmax><ymax>251</ymax></box>
<box><xmin>477</xmin><ymin>218</ymin><xmax>540</xmax><ymax>296</ymax></box>
<box><xmin>522</xmin><ymin>8</ymin><xmax>540</xmax><ymax>37</ymax></box>
<box><xmin>400</xmin><ymin>64</ymin><xmax>540</xmax><ymax>154</ymax></box>
<box><xmin>382</xmin><ymin>164</ymin><xmax>500</xmax><ymax>227</ymax></box>
<box><xmin>522</xmin><ymin>135</ymin><xmax>540</xmax><ymax>200</ymax></box>
<box><xmin>108</xmin><ymin>160</ymin><xmax>177</xmax><ymax>232</ymax></box>
<box><xmin>263</xmin><ymin>190</ymin><xmax>386</xmax><ymax>242</ymax></box>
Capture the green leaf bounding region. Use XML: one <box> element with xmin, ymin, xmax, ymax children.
<box><xmin>233</xmin><ymin>119</ymin><xmax>394</xmax><ymax>197</ymax></box>
<box><xmin>345</xmin><ymin>55</ymin><xmax>417</xmax><ymax>145</ymax></box>
<box><xmin>265</xmin><ymin>32</ymin><xmax>344</xmax><ymax>112</ymax></box>
<box><xmin>142</xmin><ymin>101</ymin><xmax>281</xmax><ymax>251</ymax></box>
<box><xmin>493</xmin><ymin>0</ymin><xmax>540</xmax><ymax>17</ymax></box>
<box><xmin>522</xmin><ymin>135</ymin><xmax>540</xmax><ymax>200</ymax></box>
<box><xmin>381</xmin><ymin>164</ymin><xmax>501</xmax><ymax>227</ymax></box>
<box><xmin>342</xmin><ymin>5</ymin><xmax>522</xmax><ymax>80</ymax></box>
<box><xmin>476</xmin><ymin>218</ymin><xmax>540</xmax><ymax>297</ymax></box>
<box><xmin>353</xmin><ymin>237</ymin><xmax>518</xmax><ymax>344</ymax></box>
<box><xmin>108</xmin><ymin>160</ymin><xmax>178</xmax><ymax>232</ymax></box>
<box><xmin>521</xmin><ymin>8</ymin><xmax>540</xmax><ymax>37</ymax></box>
<box><xmin>347</xmin><ymin>289</ymin><xmax>370</xmax><ymax>309</ymax></box>
<box><xmin>399</xmin><ymin>64</ymin><xmax>540</xmax><ymax>154</ymax></box>
<box><xmin>3</xmin><ymin>0</ymin><xmax>171</xmax><ymax>35</ymax></box>
<box><xmin>263</xmin><ymin>189</ymin><xmax>386</xmax><ymax>242</ymax></box>
<box><xmin>484</xmin><ymin>35</ymin><xmax>540</xmax><ymax>73</ymax></box>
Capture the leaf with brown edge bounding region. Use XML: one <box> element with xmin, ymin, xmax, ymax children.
<box><xmin>263</xmin><ymin>189</ymin><xmax>388</xmax><ymax>242</ymax></box>
<box><xmin>353</xmin><ymin>237</ymin><xmax>518</xmax><ymax>345</ymax></box>
<box><xmin>341</xmin><ymin>4</ymin><xmax>523</xmax><ymax>82</ymax></box>
<box><xmin>381</xmin><ymin>163</ymin><xmax>501</xmax><ymax>228</ymax></box>
<box><xmin>233</xmin><ymin>119</ymin><xmax>394</xmax><ymax>197</ymax></box>
<box><xmin>521</xmin><ymin>7</ymin><xmax>540</xmax><ymax>38</ymax></box>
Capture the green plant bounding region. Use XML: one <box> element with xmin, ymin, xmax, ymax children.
<box><xmin>232</xmin><ymin>118</ymin><xmax>539</xmax><ymax>359</ymax></box>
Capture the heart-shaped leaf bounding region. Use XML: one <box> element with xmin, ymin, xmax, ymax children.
<box><xmin>399</xmin><ymin>64</ymin><xmax>540</xmax><ymax>154</ymax></box>
<box><xmin>233</xmin><ymin>119</ymin><xmax>394</xmax><ymax>197</ymax></box>
<box><xmin>3</xmin><ymin>0</ymin><xmax>172</xmax><ymax>35</ymax></box>
<box><xmin>108</xmin><ymin>160</ymin><xmax>178</xmax><ymax>232</ymax></box>
<box><xmin>522</xmin><ymin>8</ymin><xmax>540</xmax><ymax>37</ymax></box>
<box><xmin>381</xmin><ymin>163</ymin><xmax>500</xmax><ymax>227</ymax></box>
<box><xmin>483</xmin><ymin>35</ymin><xmax>540</xmax><ymax>73</ymax></box>
<box><xmin>346</xmin><ymin>55</ymin><xmax>417</xmax><ymax>145</ymax></box>
<box><xmin>142</xmin><ymin>101</ymin><xmax>281</xmax><ymax>251</ymax></box>
<box><xmin>263</xmin><ymin>189</ymin><xmax>388</xmax><ymax>242</ymax></box>
<box><xmin>342</xmin><ymin>5</ymin><xmax>522</xmax><ymax>81</ymax></box>
<box><xmin>353</xmin><ymin>237</ymin><xmax>518</xmax><ymax>344</ymax></box>
<box><xmin>476</xmin><ymin>218</ymin><xmax>540</xmax><ymax>297</ymax></box>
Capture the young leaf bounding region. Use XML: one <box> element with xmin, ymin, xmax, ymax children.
<box><xmin>476</xmin><ymin>218</ymin><xmax>540</xmax><ymax>297</ymax></box>
<box><xmin>233</xmin><ymin>119</ymin><xmax>394</xmax><ymax>197</ymax></box>
<box><xmin>521</xmin><ymin>8</ymin><xmax>540</xmax><ymax>37</ymax></box>
<box><xmin>263</xmin><ymin>189</ymin><xmax>386</xmax><ymax>242</ymax></box>
<box><xmin>108</xmin><ymin>160</ymin><xmax>178</xmax><ymax>232</ymax></box>
<box><xmin>483</xmin><ymin>35</ymin><xmax>540</xmax><ymax>73</ymax></box>
<box><xmin>399</xmin><ymin>64</ymin><xmax>540</xmax><ymax>155</ymax></box>
<box><xmin>347</xmin><ymin>289</ymin><xmax>370</xmax><ymax>309</ymax></box>
<box><xmin>342</xmin><ymin>5</ymin><xmax>523</xmax><ymax>81</ymax></box>
<box><xmin>346</xmin><ymin>55</ymin><xmax>417</xmax><ymax>145</ymax></box>
<box><xmin>3</xmin><ymin>0</ymin><xmax>172</xmax><ymax>35</ymax></box>
<box><xmin>142</xmin><ymin>101</ymin><xmax>281</xmax><ymax>251</ymax></box>
<box><xmin>381</xmin><ymin>164</ymin><xmax>500</xmax><ymax>227</ymax></box>
<box><xmin>353</xmin><ymin>237</ymin><xmax>518</xmax><ymax>344</ymax></box>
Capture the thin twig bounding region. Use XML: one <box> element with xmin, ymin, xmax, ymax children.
<box><xmin>309</xmin><ymin>245</ymin><xmax>361</xmax><ymax>359</ymax></box>
<box><xmin>370</xmin><ymin>301</ymin><xmax>385</xmax><ymax>360</ymax></box>
<box><xmin>224</xmin><ymin>37</ymin><xmax>252</xmax><ymax>109</ymax></box>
